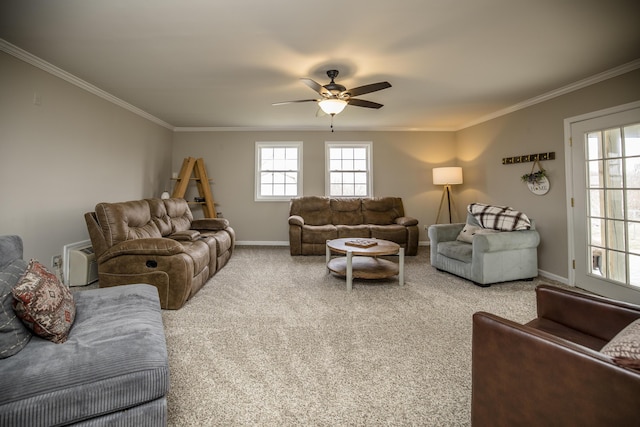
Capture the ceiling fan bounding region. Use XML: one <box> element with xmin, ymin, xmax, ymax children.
<box><xmin>273</xmin><ymin>70</ymin><xmax>391</xmax><ymax>129</ymax></box>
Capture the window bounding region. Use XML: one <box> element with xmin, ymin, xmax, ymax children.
<box><xmin>326</xmin><ymin>142</ymin><xmax>372</xmax><ymax>197</ymax></box>
<box><xmin>586</xmin><ymin>123</ymin><xmax>640</xmax><ymax>286</ymax></box>
<box><xmin>255</xmin><ymin>142</ymin><xmax>302</xmax><ymax>201</ymax></box>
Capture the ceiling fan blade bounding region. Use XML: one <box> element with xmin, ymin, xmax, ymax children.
<box><xmin>346</xmin><ymin>81</ymin><xmax>392</xmax><ymax>97</ymax></box>
<box><xmin>348</xmin><ymin>98</ymin><xmax>384</xmax><ymax>109</ymax></box>
<box><xmin>300</xmin><ymin>78</ymin><xmax>330</xmax><ymax>96</ymax></box>
<box><xmin>272</xmin><ymin>99</ymin><xmax>320</xmax><ymax>106</ymax></box>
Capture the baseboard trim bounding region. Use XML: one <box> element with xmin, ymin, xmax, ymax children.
<box><xmin>237</xmin><ymin>240</ymin><xmax>432</xmax><ymax>247</ymax></box>
<box><xmin>538</xmin><ymin>269</ymin><xmax>569</xmax><ymax>285</ymax></box>
<box><xmin>236</xmin><ymin>241</ymin><xmax>289</xmax><ymax>246</ymax></box>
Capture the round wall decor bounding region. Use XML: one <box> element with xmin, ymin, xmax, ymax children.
<box><xmin>527</xmin><ymin>176</ymin><xmax>550</xmax><ymax>195</ymax></box>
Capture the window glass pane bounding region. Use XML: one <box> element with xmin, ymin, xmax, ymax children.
<box><xmin>605</xmin><ymin>190</ymin><xmax>625</xmax><ymax>219</ymax></box>
<box><xmin>625</xmin><ymin>157</ymin><xmax>640</xmax><ymax>188</ymax></box>
<box><xmin>343</xmin><ymin>159</ymin><xmax>354</xmax><ymax>170</ymax></box>
<box><xmin>354</xmin><ymin>148</ymin><xmax>366</xmax><ymax>159</ymax></box>
<box><xmin>273</xmin><ymin>184</ymin><xmax>285</xmax><ymax>196</ymax></box>
<box><xmin>331</xmin><ymin>184</ymin><xmax>342</xmax><ymax>195</ymax></box>
<box><xmin>624</xmin><ymin>124</ymin><xmax>640</xmax><ymax>156</ymax></box>
<box><xmin>606</xmin><ymin>220</ymin><xmax>626</xmax><ymax>252</ymax></box>
<box><xmin>606</xmin><ymin>159</ymin><xmax>623</xmax><ymax>188</ymax></box>
<box><xmin>589</xmin><ymin>217</ymin><xmax>604</xmax><ymax>247</ymax></box>
<box><xmin>630</xmin><ymin>253</ymin><xmax>640</xmax><ymax>287</ymax></box>
<box><xmin>607</xmin><ymin>250</ymin><xmax>626</xmax><ymax>283</ymax></box>
<box><xmin>587</xmin><ymin>132</ymin><xmax>602</xmax><ymax>160</ymax></box>
<box><xmin>588</xmin><ymin>189</ymin><xmax>604</xmax><ymax>217</ymax></box>
<box><xmin>261</xmin><ymin>158</ymin><xmax>273</xmax><ymax>170</ymax></box>
<box><xmin>354</xmin><ymin>184</ymin><xmax>367</xmax><ymax>196</ymax></box>
<box><xmin>354</xmin><ymin>159</ymin><xmax>366</xmax><ymax>170</ymax></box>
<box><xmin>629</xmin><ymin>222</ymin><xmax>640</xmax><ymax>255</ymax></box>
<box><xmin>261</xmin><ymin>172</ymin><xmax>272</xmax><ymax>184</ymax></box>
<box><xmin>591</xmin><ymin>247</ymin><xmax>604</xmax><ymax>276</ymax></box>
<box><xmin>262</xmin><ymin>148</ymin><xmax>273</xmax><ymax>160</ymax></box>
<box><xmin>628</xmin><ymin>190</ymin><xmax>640</xmax><ymax>221</ymax></box>
<box><xmin>604</xmin><ymin>128</ymin><xmax>622</xmax><ymax>158</ymax></box>
<box><xmin>588</xmin><ymin>160</ymin><xmax>603</xmax><ymax>188</ymax></box>
<box><xmin>355</xmin><ymin>172</ymin><xmax>367</xmax><ymax>184</ymax></box>
<box><xmin>261</xmin><ymin>184</ymin><xmax>272</xmax><ymax>196</ymax></box>
<box><xmin>343</xmin><ymin>148</ymin><xmax>354</xmax><ymax>159</ymax></box>
<box><xmin>285</xmin><ymin>147</ymin><xmax>297</xmax><ymax>159</ymax></box>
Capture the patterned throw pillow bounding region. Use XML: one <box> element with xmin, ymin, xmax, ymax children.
<box><xmin>601</xmin><ymin>318</ymin><xmax>640</xmax><ymax>369</ymax></box>
<box><xmin>12</xmin><ymin>259</ymin><xmax>76</xmax><ymax>344</ymax></box>
<box><xmin>0</xmin><ymin>259</ymin><xmax>31</xmax><ymax>358</ymax></box>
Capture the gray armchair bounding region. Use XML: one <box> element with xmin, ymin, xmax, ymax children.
<box><xmin>428</xmin><ymin>213</ymin><xmax>540</xmax><ymax>286</ymax></box>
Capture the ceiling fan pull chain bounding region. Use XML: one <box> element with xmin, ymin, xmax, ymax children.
<box><xmin>330</xmin><ymin>114</ymin><xmax>335</xmax><ymax>132</ymax></box>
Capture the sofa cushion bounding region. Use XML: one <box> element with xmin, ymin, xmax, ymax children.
<box><xmin>331</xmin><ymin>198</ymin><xmax>363</xmax><ymax>225</ymax></box>
<box><xmin>12</xmin><ymin>259</ymin><xmax>76</xmax><ymax>344</ymax></box>
<box><xmin>362</xmin><ymin>197</ymin><xmax>404</xmax><ymax>225</ymax></box>
<box><xmin>290</xmin><ymin>196</ymin><xmax>332</xmax><ymax>226</ymax></box>
<box><xmin>336</xmin><ymin>224</ymin><xmax>370</xmax><ymax>239</ymax></box>
<box><xmin>601</xmin><ymin>318</ymin><xmax>640</xmax><ymax>369</ymax></box>
<box><xmin>301</xmin><ymin>224</ymin><xmax>337</xmax><ymax>243</ymax></box>
<box><xmin>164</xmin><ymin>198</ymin><xmax>194</xmax><ymax>232</ymax></box>
<box><xmin>95</xmin><ymin>200</ymin><xmax>162</xmax><ymax>246</ymax></box>
<box><xmin>438</xmin><ymin>241</ymin><xmax>473</xmax><ymax>263</ymax></box>
<box><xmin>0</xmin><ymin>259</ymin><xmax>31</xmax><ymax>359</ymax></box>
<box><xmin>0</xmin><ymin>284</ymin><xmax>169</xmax><ymax>426</ymax></box>
<box><xmin>370</xmin><ymin>224</ymin><xmax>407</xmax><ymax>243</ymax></box>
<box><xmin>147</xmin><ymin>198</ymin><xmax>173</xmax><ymax>236</ymax></box>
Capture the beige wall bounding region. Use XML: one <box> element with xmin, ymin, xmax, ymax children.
<box><xmin>0</xmin><ymin>52</ymin><xmax>173</xmax><ymax>266</ymax></box>
<box><xmin>172</xmin><ymin>131</ymin><xmax>456</xmax><ymax>243</ymax></box>
<box><xmin>456</xmin><ymin>68</ymin><xmax>640</xmax><ymax>279</ymax></box>
<box><xmin>3</xmin><ymin>47</ymin><xmax>639</xmax><ymax>282</ymax></box>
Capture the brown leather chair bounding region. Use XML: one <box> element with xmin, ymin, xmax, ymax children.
<box><xmin>472</xmin><ymin>285</ymin><xmax>640</xmax><ymax>426</ymax></box>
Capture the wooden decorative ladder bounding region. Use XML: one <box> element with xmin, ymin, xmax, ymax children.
<box><xmin>171</xmin><ymin>157</ymin><xmax>217</xmax><ymax>218</ymax></box>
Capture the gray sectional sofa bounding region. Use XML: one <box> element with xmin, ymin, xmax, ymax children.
<box><xmin>0</xmin><ymin>235</ymin><xmax>169</xmax><ymax>426</ymax></box>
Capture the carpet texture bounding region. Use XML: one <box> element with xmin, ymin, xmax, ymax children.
<box><xmin>162</xmin><ymin>246</ymin><xmax>560</xmax><ymax>426</ymax></box>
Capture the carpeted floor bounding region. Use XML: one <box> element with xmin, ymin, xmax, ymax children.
<box><xmin>161</xmin><ymin>246</ymin><xmax>562</xmax><ymax>426</ymax></box>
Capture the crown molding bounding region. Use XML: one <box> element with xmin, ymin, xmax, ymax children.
<box><xmin>458</xmin><ymin>58</ymin><xmax>640</xmax><ymax>130</ymax></box>
<box><xmin>0</xmin><ymin>38</ymin><xmax>174</xmax><ymax>130</ymax></box>
<box><xmin>3</xmin><ymin>37</ymin><xmax>637</xmax><ymax>133</ymax></box>
<box><xmin>173</xmin><ymin>125</ymin><xmax>455</xmax><ymax>132</ymax></box>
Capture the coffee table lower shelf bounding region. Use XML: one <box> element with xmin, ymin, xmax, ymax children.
<box><xmin>327</xmin><ymin>255</ymin><xmax>404</xmax><ymax>291</ymax></box>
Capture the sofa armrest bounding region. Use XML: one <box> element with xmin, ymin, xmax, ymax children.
<box><xmin>191</xmin><ymin>218</ymin><xmax>229</xmax><ymax>231</ymax></box>
<box><xmin>288</xmin><ymin>215</ymin><xmax>304</xmax><ymax>226</ymax></box>
<box><xmin>472</xmin><ymin>311</ymin><xmax>640</xmax><ymax>426</ymax></box>
<box><xmin>395</xmin><ymin>216</ymin><xmax>418</xmax><ymax>227</ymax></box>
<box><xmin>535</xmin><ymin>285</ymin><xmax>640</xmax><ymax>341</ymax></box>
<box><xmin>98</xmin><ymin>238</ymin><xmax>185</xmax><ymax>263</ymax></box>
<box><xmin>428</xmin><ymin>223</ymin><xmax>464</xmax><ymax>244</ymax></box>
<box><xmin>472</xmin><ymin>229</ymin><xmax>539</xmax><ymax>253</ymax></box>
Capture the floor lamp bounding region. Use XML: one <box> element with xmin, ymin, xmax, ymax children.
<box><xmin>433</xmin><ymin>167</ymin><xmax>463</xmax><ymax>223</ymax></box>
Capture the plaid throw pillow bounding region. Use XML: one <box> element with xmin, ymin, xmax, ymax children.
<box><xmin>12</xmin><ymin>259</ymin><xmax>76</xmax><ymax>344</ymax></box>
<box><xmin>468</xmin><ymin>203</ymin><xmax>531</xmax><ymax>231</ymax></box>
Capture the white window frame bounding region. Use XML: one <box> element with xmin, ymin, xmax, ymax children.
<box><xmin>325</xmin><ymin>142</ymin><xmax>373</xmax><ymax>197</ymax></box>
<box><xmin>255</xmin><ymin>142</ymin><xmax>303</xmax><ymax>201</ymax></box>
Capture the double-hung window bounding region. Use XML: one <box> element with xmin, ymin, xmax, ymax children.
<box><xmin>326</xmin><ymin>142</ymin><xmax>372</xmax><ymax>197</ymax></box>
<box><xmin>255</xmin><ymin>142</ymin><xmax>302</xmax><ymax>201</ymax></box>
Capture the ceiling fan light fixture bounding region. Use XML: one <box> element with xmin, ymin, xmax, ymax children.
<box><xmin>319</xmin><ymin>99</ymin><xmax>347</xmax><ymax>115</ymax></box>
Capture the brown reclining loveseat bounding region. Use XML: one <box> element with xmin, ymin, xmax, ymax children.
<box><xmin>85</xmin><ymin>198</ymin><xmax>235</xmax><ymax>309</ymax></box>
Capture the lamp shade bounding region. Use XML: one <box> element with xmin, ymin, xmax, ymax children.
<box><xmin>319</xmin><ymin>99</ymin><xmax>348</xmax><ymax>115</ymax></box>
<box><xmin>433</xmin><ymin>167</ymin><xmax>463</xmax><ymax>185</ymax></box>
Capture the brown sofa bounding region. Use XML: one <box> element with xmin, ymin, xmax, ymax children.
<box><xmin>472</xmin><ymin>285</ymin><xmax>640</xmax><ymax>426</ymax></box>
<box><xmin>288</xmin><ymin>196</ymin><xmax>419</xmax><ymax>256</ymax></box>
<box><xmin>85</xmin><ymin>198</ymin><xmax>235</xmax><ymax>309</ymax></box>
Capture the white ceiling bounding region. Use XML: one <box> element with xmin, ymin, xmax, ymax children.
<box><xmin>1</xmin><ymin>0</ymin><xmax>639</xmax><ymax>131</ymax></box>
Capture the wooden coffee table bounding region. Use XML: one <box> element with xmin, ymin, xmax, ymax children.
<box><xmin>326</xmin><ymin>238</ymin><xmax>405</xmax><ymax>291</ymax></box>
